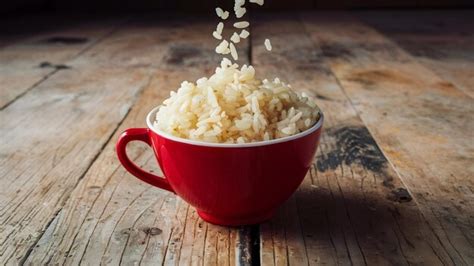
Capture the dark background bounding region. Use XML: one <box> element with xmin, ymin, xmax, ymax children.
<box><xmin>3</xmin><ymin>0</ymin><xmax>473</xmax><ymax>13</ymax></box>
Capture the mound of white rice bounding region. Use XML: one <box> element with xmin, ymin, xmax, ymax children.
<box><xmin>154</xmin><ymin>58</ymin><xmax>320</xmax><ymax>144</ymax></box>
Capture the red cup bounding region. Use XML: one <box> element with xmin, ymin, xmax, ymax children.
<box><xmin>116</xmin><ymin>106</ymin><xmax>323</xmax><ymax>226</ymax></box>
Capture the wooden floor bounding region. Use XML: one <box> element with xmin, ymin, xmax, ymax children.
<box><xmin>0</xmin><ymin>11</ymin><xmax>473</xmax><ymax>265</ymax></box>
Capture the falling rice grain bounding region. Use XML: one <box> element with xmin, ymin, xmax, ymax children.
<box><xmin>249</xmin><ymin>0</ymin><xmax>264</xmax><ymax>5</ymax></box>
<box><xmin>230</xmin><ymin>32</ymin><xmax>241</xmax><ymax>43</ymax></box>
<box><xmin>234</xmin><ymin>0</ymin><xmax>246</xmax><ymax>18</ymax></box>
<box><xmin>216</xmin><ymin>22</ymin><xmax>224</xmax><ymax>35</ymax></box>
<box><xmin>235</xmin><ymin>7</ymin><xmax>246</xmax><ymax>18</ymax></box>
<box><xmin>229</xmin><ymin>42</ymin><xmax>238</xmax><ymax>60</ymax></box>
<box><xmin>215</xmin><ymin>7</ymin><xmax>229</xmax><ymax>19</ymax></box>
<box><xmin>239</xmin><ymin>29</ymin><xmax>250</xmax><ymax>39</ymax></box>
<box><xmin>233</xmin><ymin>21</ymin><xmax>249</xmax><ymax>28</ymax></box>
<box><xmin>216</xmin><ymin>40</ymin><xmax>230</xmax><ymax>54</ymax></box>
<box><xmin>264</xmin><ymin>38</ymin><xmax>272</xmax><ymax>51</ymax></box>
<box><xmin>213</xmin><ymin>31</ymin><xmax>222</xmax><ymax>40</ymax></box>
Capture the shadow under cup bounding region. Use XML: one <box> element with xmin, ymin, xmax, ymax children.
<box><xmin>116</xmin><ymin>106</ymin><xmax>323</xmax><ymax>226</ymax></box>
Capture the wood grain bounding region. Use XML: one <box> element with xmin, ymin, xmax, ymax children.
<box><xmin>358</xmin><ymin>10</ymin><xmax>474</xmax><ymax>98</ymax></box>
<box><xmin>301</xmin><ymin>12</ymin><xmax>474</xmax><ymax>264</ymax></box>
<box><xmin>252</xmin><ymin>13</ymin><xmax>461</xmax><ymax>265</ymax></box>
<box><xmin>23</xmin><ymin>17</ymin><xmax>252</xmax><ymax>265</ymax></box>
<box><xmin>0</xmin><ymin>18</ymin><xmax>152</xmax><ymax>264</ymax></box>
<box><xmin>0</xmin><ymin>67</ymin><xmax>153</xmax><ymax>264</ymax></box>
<box><xmin>1</xmin><ymin>11</ymin><xmax>472</xmax><ymax>264</ymax></box>
<box><xmin>0</xmin><ymin>16</ymin><xmax>125</xmax><ymax>109</ymax></box>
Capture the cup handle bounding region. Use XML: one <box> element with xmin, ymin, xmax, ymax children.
<box><xmin>116</xmin><ymin>128</ymin><xmax>174</xmax><ymax>193</ymax></box>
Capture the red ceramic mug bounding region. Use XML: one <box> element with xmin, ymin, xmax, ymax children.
<box><xmin>116</xmin><ymin>106</ymin><xmax>323</xmax><ymax>226</ymax></box>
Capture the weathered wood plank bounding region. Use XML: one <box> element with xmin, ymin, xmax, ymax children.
<box><xmin>358</xmin><ymin>10</ymin><xmax>474</xmax><ymax>98</ymax></box>
<box><xmin>24</xmin><ymin>17</ymin><xmax>252</xmax><ymax>265</ymax></box>
<box><xmin>0</xmin><ymin>68</ymin><xmax>152</xmax><ymax>264</ymax></box>
<box><xmin>0</xmin><ymin>16</ymin><xmax>125</xmax><ymax>109</ymax></box>
<box><xmin>301</xmin><ymin>12</ymin><xmax>474</xmax><ymax>264</ymax></box>
<box><xmin>252</xmin><ymin>14</ymin><xmax>457</xmax><ymax>265</ymax></box>
<box><xmin>0</xmin><ymin>18</ymin><xmax>159</xmax><ymax>263</ymax></box>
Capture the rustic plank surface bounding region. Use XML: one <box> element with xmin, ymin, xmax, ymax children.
<box><xmin>0</xmin><ymin>16</ymin><xmax>126</xmax><ymax>109</ymax></box>
<box><xmin>0</xmin><ymin>11</ymin><xmax>472</xmax><ymax>265</ymax></box>
<box><xmin>252</xmin><ymin>14</ymin><xmax>462</xmax><ymax>265</ymax></box>
<box><xmin>0</xmin><ymin>70</ymin><xmax>150</xmax><ymax>263</ymax></box>
<box><xmin>23</xmin><ymin>16</ymin><xmax>253</xmax><ymax>265</ymax></box>
<box><xmin>358</xmin><ymin>10</ymin><xmax>474</xmax><ymax>98</ymax></box>
<box><xmin>0</xmin><ymin>18</ymin><xmax>150</xmax><ymax>264</ymax></box>
<box><xmin>301</xmin><ymin>12</ymin><xmax>474</xmax><ymax>264</ymax></box>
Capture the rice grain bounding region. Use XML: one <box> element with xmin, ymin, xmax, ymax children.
<box><xmin>234</xmin><ymin>0</ymin><xmax>246</xmax><ymax>18</ymax></box>
<box><xmin>235</xmin><ymin>7</ymin><xmax>246</xmax><ymax>18</ymax></box>
<box><xmin>264</xmin><ymin>38</ymin><xmax>272</xmax><ymax>51</ymax></box>
<box><xmin>215</xmin><ymin>40</ymin><xmax>230</xmax><ymax>54</ymax></box>
<box><xmin>230</xmin><ymin>32</ymin><xmax>241</xmax><ymax>43</ymax></box>
<box><xmin>249</xmin><ymin>0</ymin><xmax>264</xmax><ymax>5</ymax></box>
<box><xmin>212</xmin><ymin>31</ymin><xmax>222</xmax><ymax>40</ymax></box>
<box><xmin>216</xmin><ymin>22</ymin><xmax>224</xmax><ymax>35</ymax></box>
<box><xmin>229</xmin><ymin>42</ymin><xmax>238</xmax><ymax>60</ymax></box>
<box><xmin>215</xmin><ymin>7</ymin><xmax>229</xmax><ymax>19</ymax></box>
<box><xmin>239</xmin><ymin>29</ymin><xmax>250</xmax><ymax>38</ymax></box>
<box><xmin>234</xmin><ymin>21</ymin><xmax>249</xmax><ymax>28</ymax></box>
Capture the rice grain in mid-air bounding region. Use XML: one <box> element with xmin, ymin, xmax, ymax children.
<box><xmin>216</xmin><ymin>7</ymin><xmax>223</xmax><ymax>16</ymax></box>
<box><xmin>212</xmin><ymin>31</ymin><xmax>222</xmax><ymax>40</ymax></box>
<box><xmin>216</xmin><ymin>22</ymin><xmax>224</xmax><ymax>35</ymax></box>
<box><xmin>264</xmin><ymin>39</ymin><xmax>272</xmax><ymax>51</ymax></box>
<box><xmin>249</xmin><ymin>0</ymin><xmax>264</xmax><ymax>5</ymax></box>
<box><xmin>239</xmin><ymin>29</ymin><xmax>250</xmax><ymax>39</ymax></box>
<box><xmin>234</xmin><ymin>0</ymin><xmax>246</xmax><ymax>18</ymax></box>
<box><xmin>235</xmin><ymin>7</ymin><xmax>246</xmax><ymax>18</ymax></box>
<box><xmin>212</xmin><ymin>22</ymin><xmax>225</xmax><ymax>40</ymax></box>
<box><xmin>229</xmin><ymin>43</ymin><xmax>238</xmax><ymax>60</ymax></box>
<box><xmin>233</xmin><ymin>21</ymin><xmax>249</xmax><ymax>28</ymax></box>
<box><xmin>230</xmin><ymin>32</ymin><xmax>241</xmax><ymax>43</ymax></box>
<box><xmin>215</xmin><ymin>7</ymin><xmax>229</xmax><ymax>19</ymax></box>
<box><xmin>216</xmin><ymin>40</ymin><xmax>230</xmax><ymax>54</ymax></box>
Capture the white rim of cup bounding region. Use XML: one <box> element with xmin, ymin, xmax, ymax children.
<box><xmin>146</xmin><ymin>106</ymin><xmax>324</xmax><ymax>148</ymax></box>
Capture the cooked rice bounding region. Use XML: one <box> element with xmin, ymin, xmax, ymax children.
<box><xmin>216</xmin><ymin>22</ymin><xmax>224</xmax><ymax>35</ymax></box>
<box><xmin>264</xmin><ymin>39</ymin><xmax>272</xmax><ymax>51</ymax></box>
<box><xmin>212</xmin><ymin>31</ymin><xmax>222</xmax><ymax>40</ymax></box>
<box><xmin>249</xmin><ymin>0</ymin><xmax>264</xmax><ymax>5</ymax></box>
<box><xmin>239</xmin><ymin>29</ymin><xmax>250</xmax><ymax>39</ymax></box>
<box><xmin>230</xmin><ymin>32</ymin><xmax>241</xmax><ymax>43</ymax></box>
<box><xmin>229</xmin><ymin>43</ymin><xmax>238</xmax><ymax>60</ymax></box>
<box><xmin>212</xmin><ymin>22</ymin><xmax>224</xmax><ymax>40</ymax></box>
<box><xmin>234</xmin><ymin>0</ymin><xmax>246</xmax><ymax>18</ymax></box>
<box><xmin>154</xmin><ymin>59</ymin><xmax>320</xmax><ymax>144</ymax></box>
<box><xmin>215</xmin><ymin>7</ymin><xmax>229</xmax><ymax>20</ymax></box>
<box><xmin>235</xmin><ymin>7</ymin><xmax>246</xmax><ymax>18</ymax></box>
<box><xmin>215</xmin><ymin>40</ymin><xmax>230</xmax><ymax>54</ymax></box>
<box><xmin>234</xmin><ymin>21</ymin><xmax>249</xmax><ymax>28</ymax></box>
